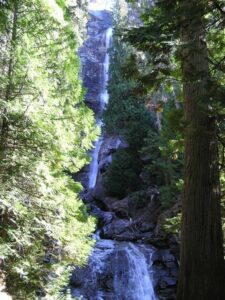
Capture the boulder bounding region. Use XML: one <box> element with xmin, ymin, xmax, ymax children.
<box><xmin>103</xmin><ymin>197</ymin><xmax>130</xmax><ymax>218</ymax></box>
<box><xmin>92</xmin><ymin>174</ymin><xmax>106</xmax><ymax>202</ymax></box>
<box><xmin>101</xmin><ymin>218</ymin><xmax>131</xmax><ymax>239</ymax></box>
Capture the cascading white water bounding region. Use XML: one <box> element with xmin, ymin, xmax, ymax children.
<box><xmin>88</xmin><ymin>136</ymin><xmax>103</xmax><ymax>188</ymax></box>
<box><xmin>114</xmin><ymin>243</ymin><xmax>157</xmax><ymax>300</ymax></box>
<box><xmin>100</xmin><ymin>27</ymin><xmax>113</xmax><ymax>107</ymax></box>
<box><xmin>88</xmin><ymin>27</ymin><xmax>113</xmax><ymax>189</ymax></box>
<box><xmin>71</xmin><ymin>240</ymin><xmax>157</xmax><ymax>299</ymax></box>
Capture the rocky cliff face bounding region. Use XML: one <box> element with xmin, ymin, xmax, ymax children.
<box><xmin>79</xmin><ymin>10</ymin><xmax>112</xmax><ymax>116</ymax></box>
<box><xmin>74</xmin><ymin>9</ymin><xmax>113</xmax><ymax>187</ymax></box>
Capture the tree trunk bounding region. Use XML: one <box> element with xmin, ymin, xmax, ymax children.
<box><xmin>0</xmin><ymin>1</ymin><xmax>18</xmax><ymax>159</ymax></box>
<box><xmin>177</xmin><ymin>1</ymin><xmax>225</xmax><ymax>299</ymax></box>
<box><xmin>5</xmin><ymin>0</ymin><xmax>18</xmax><ymax>102</ymax></box>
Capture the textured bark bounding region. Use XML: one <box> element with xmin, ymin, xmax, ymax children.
<box><xmin>177</xmin><ymin>1</ymin><xmax>225</xmax><ymax>299</ymax></box>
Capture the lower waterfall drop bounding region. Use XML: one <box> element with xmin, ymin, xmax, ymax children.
<box><xmin>71</xmin><ymin>240</ymin><xmax>157</xmax><ymax>299</ymax></box>
<box><xmin>114</xmin><ymin>243</ymin><xmax>156</xmax><ymax>300</ymax></box>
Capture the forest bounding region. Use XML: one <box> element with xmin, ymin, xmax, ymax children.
<box><xmin>0</xmin><ymin>0</ymin><xmax>224</xmax><ymax>299</ymax></box>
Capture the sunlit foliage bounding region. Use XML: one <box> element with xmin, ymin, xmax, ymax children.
<box><xmin>0</xmin><ymin>0</ymin><xmax>97</xmax><ymax>298</ymax></box>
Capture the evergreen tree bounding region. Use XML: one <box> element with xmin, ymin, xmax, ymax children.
<box><xmin>0</xmin><ymin>1</ymin><xmax>97</xmax><ymax>298</ymax></box>
<box><xmin>125</xmin><ymin>0</ymin><xmax>225</xmax><ymax>298</ymax></box>
<box><xmin>178</xmin><ymin>1</ymin><xmax>224</xmax><ymax>298</ymax></box>
<box><xmin>105</xmin><ymin>0</ymin><xmax>183</xmax><ymax>205</ymax></box>
<box><xmin>103</xmin><ymin>19</ymin><xmax>156</xmax><ymax>198</ymax></box>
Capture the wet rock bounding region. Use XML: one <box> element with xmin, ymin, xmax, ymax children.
<box><xmin>101</xmin><ymin>218</ymin><xmax>131</xmax><ymax>238</ymax></box>
<box><xmin>103</xmin><ymin>197</ymin><xmax>130</xmax><ymax>218</ymax></box>
<box><xmin>100</xmin><ymin>211</ymin><xmax>115</xmax><ymax>225</ymax></box>
<box><xmin>138</xmin><ymin>220</ymin><xmax>156</xmax><ymax>232</ymax></box>
<box><xmin>93</xmin><ymin>188</ymin><xmax>168</xmax><ymax>244</ymax></box>
<box><xmin>99</xmin><ymin>154</ymin><xmax>112</xmax><ymax>173</ymax></box>
<box><xmin>92</xmin><ymin>174</ymin><xmax>105</xmax><ymax>202</ymax></box>
<box><xmin>70</xmin><ymin>266</ymin><xmax>89</xmax><ymax>288</ymax></box>
<box><xmin>151</xmin><ymin>249</ymin><xmax>179</xmax><ymax>300</ymax></box>
<box><xmin>157</xmin><ymin>289</ymin><xmax>177</xmax><ymax>300</ymax></box>
<box><xmin>99</xmin><ymin>135</ymin><xmax>128</xmax><ymax>157</ymax></box>
<box><xmin>160</xmin><ymin>276</ymin><xmax>177</xmax><ymax>287</ymax></box>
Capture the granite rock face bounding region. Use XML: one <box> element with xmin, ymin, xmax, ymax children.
<box><xmin>79</xmin><ymin>10</ymin><xmax>112</xmax><ymax>116</ymax></box>
<box><xmin>74</xmin><ymin>9</ymin><xmax>113</xmax><ymax>188</ymax></box>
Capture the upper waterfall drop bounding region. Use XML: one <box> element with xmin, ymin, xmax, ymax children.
<box><xmin>88</xmin><ymin>26</ymin><xmax>113</xmax><ymax>189</ymax></box>
<box><xmin>100</xmin><ymin>27</ymin><xmax>113</xmax><ymax>108</ymax></box>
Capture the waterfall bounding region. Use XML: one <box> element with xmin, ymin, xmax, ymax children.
<box><xmin>71</xmin><ymin>241</ymin><xmax>157</xmax><ymax>299</ymax></box>
<box><xmin>72</xmin><ymin>8</ymin><xmax>179</xmax><ymax>299</ymax></box>
<box><xmin>84</xmin><ymin>16</ymin><xmax>157</xmax><ymax>300</ymax></box>
<box><xmin>88</xmin><ymin>27</ymin><xmax>113</xmax><ymax>189</ymax></box>
<box><xmin>100</xmin><ymin>27</ymin><xmax>113</xmax><ymax>107</ymax></box>
<box><xmin>114</xmin><ymin>243</ymin><xmax>157</xmax><ymax>300</ymax></box>
<box><xmin>88</xmin><ymin>136</ymin><xmax>103</xmax><ymax>188</ymax></box>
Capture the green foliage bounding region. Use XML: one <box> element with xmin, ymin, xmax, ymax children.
<box><xmin>141</xmin><ymin>98</ymin><xmax>184</xmax><ymax>206</ymax></box>
<box><xmin>124</xmin><ymin>0</ymin><xmax>225</xmax><ymax>126</ymax></box>
<box><xmin>103</xmin><ymin>20</ymin><xmax>156</xmax><ymax>199</ymax></box>
<box><xmin>105</xmin><ymin>149</ymin><xmax>143</xmax><ymax>198</ymax></box>
<box><xmin>125</xmin><ymin>0</ymin><xmax>225</xmax><ymax>260</ymax></box>
<box><xmin>43</xmin><ymin>265</ymin><xmax>74</xmax><ymax>300</ymax></box>
<box><xmin>104</xmin><ymin>79</ymin><xmax>155</xmax><ymax>149</ymax></box>
<box><xmin>0</xmin><ymin>0</ymin><xmax>96</xmax><ymax>298</ymax></box>
<box><xmin>163</xmin><ymin>213</ymin><xmax>181</xmax><ymax>234</ymax></box>
<box><xmin>104</xmin><ymin>3</ymin><xmax>183</xmax><ymax>205</ymax></box>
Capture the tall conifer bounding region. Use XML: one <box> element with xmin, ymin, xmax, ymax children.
<box><xmin>125</xmin><ymin>0</ymin><xmax>225</xmax><ymax>298</ymax></box>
